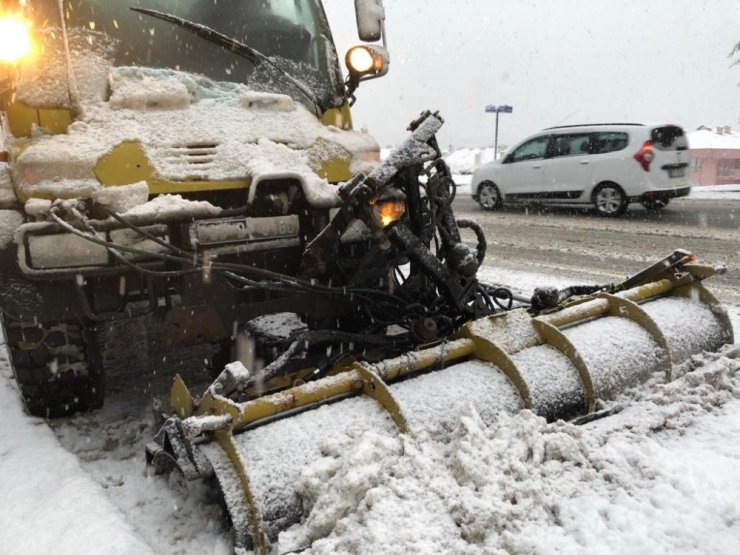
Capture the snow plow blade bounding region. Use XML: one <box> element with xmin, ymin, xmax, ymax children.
<box><xmin>146</xmin><ymin>260</ymin><xmax>733</xmax><ymax>553</ymax></box>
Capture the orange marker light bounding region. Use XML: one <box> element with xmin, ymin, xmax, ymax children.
<box><xmin>377</xmin><ymin>200</ymin><xmax>406</xmax><ymax>228</ymax></box>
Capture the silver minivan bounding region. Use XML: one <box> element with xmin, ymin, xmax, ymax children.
<box><xmin>471</xmin><ymin>123</ymin><xmax>690</xmax><ymax>216</ymax></box>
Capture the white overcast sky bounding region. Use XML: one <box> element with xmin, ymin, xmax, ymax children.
<box><xmin>323</xmin><ymin>0</ymin><xmax>740</xmax><ymax>150</ymax></box>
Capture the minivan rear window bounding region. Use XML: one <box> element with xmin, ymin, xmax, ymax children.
<box><xmin>651</xmin><ymin>126</ymin><xmax>688</xmax><ymax>151</ymax></box>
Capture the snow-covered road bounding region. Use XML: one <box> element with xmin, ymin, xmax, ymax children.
<box><xmin>1</xmin><ymin>269</ymin><xmax>739</xmax><ymax>555</ymax></box>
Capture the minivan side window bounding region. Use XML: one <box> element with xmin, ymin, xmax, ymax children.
<box><xmin>589</xmin><ymin>132</ymin><xmax>629</xmax><ymax>154</ymax></box>
<box><xmin>509</xmin><ymin>136</ymin><xmax>549</xmax><ymax>163</ymax></box>
<box><xmin>548</xmin><ymin>133</ymin><xmax>594</xmax><ymax>158</ymax></box>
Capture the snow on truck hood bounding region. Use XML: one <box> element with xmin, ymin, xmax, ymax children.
<box><xmin>14</xmin><ymin>67</ymin><xmax>378</xmax><ymax>207</ymax></box>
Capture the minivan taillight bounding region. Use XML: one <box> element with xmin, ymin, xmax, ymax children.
<box><xmin>634</xmin><ymin>140</ymin><xmax>654</xmax><ymax>172</ymax></box>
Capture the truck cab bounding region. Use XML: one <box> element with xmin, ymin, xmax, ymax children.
<box><xmin>0</xmin><ymin>0</ymin><xmax>390</xmax><ymax>416</ymax></box>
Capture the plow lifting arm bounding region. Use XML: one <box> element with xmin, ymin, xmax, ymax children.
<box><xmin>300</xmin><ymin>111</ymin><xmax>442</xmax><ymax>277</ymax></box>
<box><xmin>531</xmin><ymin>248</ymin><xmax>726</xmax><ymax>312</ymax></box>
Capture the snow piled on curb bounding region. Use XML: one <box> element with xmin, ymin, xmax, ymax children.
<box><xmin>0</xmin><ymin>348</ymin><xmax>153</xmax><ymax>555</ymax></box>
<box><xmin>280</xmin><ymin>348</ymin><xmax>740</xmax><ymax>555</ymax></box>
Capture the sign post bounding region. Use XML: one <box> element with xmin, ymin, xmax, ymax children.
<box><xmin>485</xmin><ymin>104</ymin><xmax>513</xmax><ymax>160</ymax></box>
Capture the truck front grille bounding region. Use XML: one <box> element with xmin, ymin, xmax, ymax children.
<box><xmin>161</xmin><ymin>143</ymin><xmax>220</xmax><ymax>179</ymax></box>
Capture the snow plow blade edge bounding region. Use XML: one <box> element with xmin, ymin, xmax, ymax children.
<box><xmin>146</xmin><ymin>260</ymin><xmax>734</xmax><ymax>553</ymax></box>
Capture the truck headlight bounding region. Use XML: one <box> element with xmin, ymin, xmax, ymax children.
<box><xmin>346</xmin><ymin>46</ymin><xmax>375</xmax><ymax>74</ymax></box>
<box><xmin>0</xmin><ymin>16</ymin><xmax>33</xmax><ymax>64</ymax></box>
<box><xmin>345</xmin><ymin>45</ymin><xmax>389</xmax><ymax>78</ymax></box>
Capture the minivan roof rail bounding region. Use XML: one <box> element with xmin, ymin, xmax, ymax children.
<box><xmin>545</xmin><ymin>123</ymin><xmax>646</xmax><ymax>130</ymax></box>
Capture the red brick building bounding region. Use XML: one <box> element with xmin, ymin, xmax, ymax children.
<box><xmin>688</xmin><ymin>126</ymin><xmax>740</xmax><ymax>186</ymax></box>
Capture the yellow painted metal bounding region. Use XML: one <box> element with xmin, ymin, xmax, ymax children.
<box><xmin>180</xmin><ymin>265</ymin><xmax>728</xmax><ymax>440</ymax></box>
<box><xmin>600</xmin><ymin>293</ymin><xmax>673</xmax><ymax>379</ymax></box>
<box><xmin>6</xmin><ymin>101</ymin><xmax>72</xmax><ymax>136</ymax></box>
<box><xmin>242</xmin><ymin>366</ymin><xmax>326</xmax><ymax>398</ymax></box>
<box><xmin>316</xmin><ymin>155</ymin><xmax>352</xmax><ymax>183</ymax></box>
<box><xmin>531</xmin><ymin>318</ymin><xmax>596</xmax><ymax>413</ymax></box>
<box><xmin>0</xmin><ymin>70</ymin><xmax>13</xmax><ymax>111</ymax></box>
<box><xmin>539</xmin><ymin>298</ymin><xmax>611</xmax><ymax>329</ymax></box>
<box><xmin>214</xmin><ymin>430</ymin><xmax>269</xmax><ymax>555</ymax></box>
<box><xmin>355</xmin><ymin>363</ymin><xmax>410</xmax><ymax>433</ymax></box>
<box><xmin>170</xmin><ymin>375</ymin><xmax>195</xmax><ymax>419</ymax></box>
<box><xmin>94</xmin><ymin>138</ymin><xmax>357</xmax><ymax>194</ymax></box>
<box><xmin>234</xmin><ymin>371</ymin><xmax>363</xmax><ymax>431</ymax></box>
<box><xmin>683</xmin><ymin>263</ymin><xmax>720</xmax><ymax>282</ymax></box>
<box><xmin>198</xmin><ymin>388</ymin><xmax>245</xmax><ymax>426</ymax></box>
<box><xmin>459</xmin><ymin>322</ymin><xmax>533</xmax><ymax>409</ymax></box>
<box><xmin>618</xmin><ymin>278</ymin><xmax>675</xmax><ymax>303</ymax></box>
<box><xmin>541</xmin><ymin>279</ymin><xmax>677</xmax><ymax>329</ymax></box>
<box><xmin>94</xmin><ymin>141</ymin><xmax>251</xmax><ymax>195</ymax></box>
<box><xmin>368</xmin><ymin>338</ymin><xmax>476</xmax><ymax>381</ymax></box>
<box><xmin>37</xmin><ymin>108</ymin><xmax>72</xmax><ymax>134</ymax></box>
<box><xmin>190</xmin><ymin>339</ymin><xmax>476</xmax><ymax>434</ymax></box>
<box><xmin>7</xmin><ymin>101</ymin><xmax>39</xmax><ymax>137</ymax></box>
<box><xmin>308</xmin><ymin>137</ymin><xmax>353</xmax><ymax>183</ymax></box>
<box><xmin>320</xmin><ymin>103</ymin><xmax>353</xmax><ymax>130</ymax></box>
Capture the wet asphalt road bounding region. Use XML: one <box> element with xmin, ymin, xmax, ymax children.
<box><xmin>452</xmin><ymin>194</ymin><xmax>740</xmax><ymax>305</ymax></box>
<box><xmin>454</xmin><ymin>194</ymin><xmax>740</xmax><ymax>229</ymax></box>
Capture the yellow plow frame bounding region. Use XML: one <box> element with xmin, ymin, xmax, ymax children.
<box><xmin>148</xmin><ymin>261</ymin><xmax>733</xmax><ymax>553</ymax></box>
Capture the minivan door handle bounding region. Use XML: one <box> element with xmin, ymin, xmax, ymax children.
<box><xmin>532</xmin><ymin>164</ymin><xmax>542</xmax><ymax>169</ymax></box>
<box><xmin>579</xmin><ymin>160</ymin><xmax>590</xmax><ymax>165</ymax></box>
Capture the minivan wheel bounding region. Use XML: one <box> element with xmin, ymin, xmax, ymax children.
<box><xmin>477</xmin><ymin>181</ymin><xmax>502</xmax><ymax>211</ymax></box>
<box><xmin>593</xmin><ymin>183</ymin><xmax>627</xmax><ymax>216</ymax></box>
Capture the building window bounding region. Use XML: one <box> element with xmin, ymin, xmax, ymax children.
<box><xmin>690</xmin><ymin>158</ymin><xmax>702</xmax><ymax>172</ymax></box>
<box><xmin>717</xmin><ymin>159</ymin><xmax>740</xmax><ymax>177</ymax></box>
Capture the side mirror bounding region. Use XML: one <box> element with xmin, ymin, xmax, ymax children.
<box><xmin>355</xmin><ymin>0</ymin><xmax>385</xmax><ymax>42</ymax></box>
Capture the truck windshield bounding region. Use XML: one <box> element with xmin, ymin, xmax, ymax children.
<box><xmin>33</xmin><ymin>0</ymin><xmax>345</xmax><ymax>112</ymax></box>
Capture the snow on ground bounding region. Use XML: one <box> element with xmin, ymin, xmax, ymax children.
<box><xmin>478</xmin><ymin>266</ymin><xmax>572</xmax><ymax>297</ymax></box>
<box><xmin>0</xmin><ymin>268</ymin><xmax>738</xmax><ymax>554</ymax></box>
<box><xmin>689</xmin><ymin>184</ymin><xmax>740</xmax><ymax>200</ymax></box>
<box><xmin>280</xmin><ymin>347</ymin><xmax>740</xmax><ymax>555</ymax></box>
<box><xmin>0</xmin><ymin>346</ymin><xmax>153</xmax><ymax>555</ymax></box>
<box><xmin>729</xmin><ymin>307</ymin><xmax>740</xmax><ymax>339</ymax></box>
<box><xmin>454</xmin><ymin>173</ymin><xmax>473</xmax><ymax>191</ymax></box>
<box><xmin>0</xmin><ymin>322</ymin><xmax>233</xmax><ymax>555</ymax></box>
<box><xmin>444</xmin><ymin>147</ymin><xmax>496</xmax><ymax>175</ymax></box>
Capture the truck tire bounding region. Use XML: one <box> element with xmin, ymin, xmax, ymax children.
<box><xmin>4</xmin><ymin>320</ymin><xmax>104</xmax><ymax>418</ymax></box>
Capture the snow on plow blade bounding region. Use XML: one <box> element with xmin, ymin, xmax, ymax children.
<box><xmin>146</xmin><ymin>261</ymin><xmax>733</xmax><ymax>553</ymax></box>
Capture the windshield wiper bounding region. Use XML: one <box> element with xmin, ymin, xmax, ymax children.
<box><xmin>130</xmin><ymin>7</ymin><xmax>321</xmax><ymax>114</ymax></box>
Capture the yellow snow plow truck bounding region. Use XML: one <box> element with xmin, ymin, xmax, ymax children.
<box><xmin>0</xmin><ymin>2</ymin><xmax>734</xmax><ymax>553</ymax></box>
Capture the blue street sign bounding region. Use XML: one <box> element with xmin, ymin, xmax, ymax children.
<box><xmin>485</xmin><ymin>105</ymin><xmax>514</xmax><ymax>113</ymax></box>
